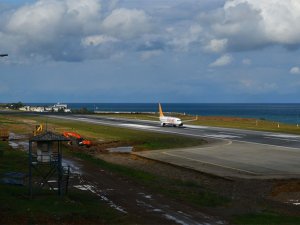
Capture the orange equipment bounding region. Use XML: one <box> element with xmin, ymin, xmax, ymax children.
<box><xmin>62</xmin><ymin>131</ymin><xmax>91</xmax><ymax>147</ymax></box>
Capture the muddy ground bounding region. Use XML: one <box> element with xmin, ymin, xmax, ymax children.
<box><xmin>95</xmin><ymin>152</ymin><xmax>300</xmax><ymax>215</ymax></box>
<box><xmin>67</xmin><ymin>154</ymin><xmax>225</xmax><ymax>224</ymax></box>
<box><xmin>8</xmin><ymin>134</ymin><xmax>300</xmax><ymax>224</ymax></box>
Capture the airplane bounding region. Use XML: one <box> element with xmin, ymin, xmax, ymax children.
<box><xmin>158</xmin><ymin>103</ymin><xmax>197</xmax><ymax>127</ymax></box>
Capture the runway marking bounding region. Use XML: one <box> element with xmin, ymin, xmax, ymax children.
<box><xmin>121</xmin><ymin>124</ymin><xmax>154</xmax><ymax>129</ymax></box>
<box><xmin>161</xmin><ymin>152</ymin><xmax>258</xmax><ymax>175</ymax></box>
<box><xmin>218</xmin><ymin>131</ymin><xmax>246</xmax><ymax>136</ymax></box>
<box><xmin>266</xmin><ymin>134</ymin><xmax>300</xmax><ymax>138</ymax></box>
<box><xmin>205</xmin><ymin>134</ymin><xmax>241</xmax><ymax>139</ymax></box>
<box><xmin>263</xmin><ymin>137</ymin><xmax>300</xmax><ymax>142</ymax></box>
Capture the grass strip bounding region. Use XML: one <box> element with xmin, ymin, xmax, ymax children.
<box><xmin>232</xmin><ymin>211</ymin><xmax>300</xmax><ymax>225</ymax></box>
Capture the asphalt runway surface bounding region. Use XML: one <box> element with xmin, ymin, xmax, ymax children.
<box><xmin>49</xmin><ymin>114</ymin><xmax>300</xmax><ymax>179</ymax></box>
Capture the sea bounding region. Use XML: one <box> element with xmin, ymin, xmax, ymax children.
<box><xmin>27</xmin><ymin>103</ymin><xmax>300</xmax><ymax>125</ymax></box>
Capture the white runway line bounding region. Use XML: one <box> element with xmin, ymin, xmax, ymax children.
<box><xmin>121</xmin><ymin>124</ymin><xmax>155</xmax><ymax>129</ymax></box>
<box><xmin>206</xmin><ymin>134</ymin><xmax>241</xmax><ymax>139</ymax></box>
<box><xmin>266</xmin><ymin>133</ymin><xmax>300</xmax><ymax>138</ymax></box>
<box><xmin>162</xmin><ymin>151</ymin><xmax>258</xmax><ymax>175</ymax></box>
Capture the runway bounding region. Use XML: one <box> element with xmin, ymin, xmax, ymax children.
<box><xmin>49</xmin><ymin>114</ymin><xmax>300</xmax><ymax>179</ymax></box>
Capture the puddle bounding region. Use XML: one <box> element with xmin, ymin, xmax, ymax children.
<box><xmin>74</xmin><ymin>183</ymin><xmax>127</xmax><ymax>214</ymax></box>
<box><xmin>164</xmin><ymin>214</ymin><xmax>190</xmax><ymax>225</ymax></box>
<box><xmin>9</xmin><ymin>141</ymin><xmax>29</xmax><ymax>150</ymax></box>
<box><xmin>9</xmin><ymin>133</ymin><xmax>29</xmax><ymax>151</ymax></box>
<box><xmin>62</xmin><ymin>158</ymin><xmax>82</xmax><ymax>175</ymax></box>
<box><xmin>286</xmin><ymin>199</ymin><xmax>300</xmax><ymax>206</ymax></box>
<box><xmin>9</xmin><ymin>132</ymin><xmax>27</xmax><ymax>140</ymax></box>
<box><xmin>8</xmin><ymin>132</ymin><xmax>29</xmax><ymax>151</ymax></box>
<box><xmin>107</xmin><ymin>146</ymin><xmax>133</xmax><ymax>153</ymax></box>
<box><xmin>138</xmin><ymin>192</ymin><xmax>152</xmax><ymax>199</ymax></box>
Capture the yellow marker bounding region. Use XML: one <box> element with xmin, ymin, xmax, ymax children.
<box><xmin>33</xmin><ymin>124</ymin><xmax>43</xmax><ymax>136</ymax></box>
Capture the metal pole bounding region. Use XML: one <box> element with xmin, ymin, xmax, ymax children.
<box><xmin>29</xmin><ymin>141</ymin><xmax>32</xmax><ymax>198</ymax></box>
<box><xmin>58</xmin><ymin>141</ymin><xmax>63</xmax><ymax>196</ymax></box>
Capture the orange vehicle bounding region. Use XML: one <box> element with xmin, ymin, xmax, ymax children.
<box><xmin>63</xmin><ymin>131</ymin><xmax>91</xmax><ymax>147</ymax></box>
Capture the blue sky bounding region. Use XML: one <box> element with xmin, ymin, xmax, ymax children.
<box><xmin>1</xmin><ymin>0</ymin><xmax>300</xmax><ymax>103</ymax></box>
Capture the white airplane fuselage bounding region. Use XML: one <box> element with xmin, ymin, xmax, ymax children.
<box><xmin>159</xmin><ymin>116</ymin><xmax>183</xmax><ymax>127</ymax></box>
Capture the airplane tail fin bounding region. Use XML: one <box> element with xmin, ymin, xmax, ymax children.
<box><xmin>158</xmin><ymin>103</ymin><xmax>164</xmax><ymax>117</ymax></box>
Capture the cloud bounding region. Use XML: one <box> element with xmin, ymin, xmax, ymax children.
<box><xmin>209</xmin><ymin>54</ymin><xmax>233</xmax><ymax>67</ymax></box>
<box><xmin>239</xmin><ymin>79</ymin><xmax>277</xmax><ymax>93</ymax></box>
<box><xmin>140</xmin><ymin>50</ymin><xmax>162</xmax><ymax>60</ymax></box>
<box><xmin>102</xmin><ymin>8</ymin><xmax>150</xmax><ymax>39</ymax></box>
<box><xmin>168</xmin><ymin>24</ymin><xmax>202</xmax><ymax>51</ymax></box>
<box><xmin>290</xmin><ymin>66</ymin><xmax>300</xmax><ymax>74</ymax></box>
<box><xmin>242</xmin><ymin>58</ymin><xmax>251</xmax><ymax>65</ymax></box>
<box><xmin>204</xmin><ymin>38</ymin><xmax>227</xmax><ymax>53</ymax></box>
<box><xmin>2</xmin><ymin>0</ymin><xmax>300</xmax><ymax>64</ymax></box>
<box><xmin>0</xmin><ymin>0</ymin><xmax>103</xmax><ymax>61</ymax></box>
<box><xmin>0</xmin><ymin>0</ymin><xmax>151</xmax><ymax>62</ymax></box>
<box><xmin>205</xmin><ymin>0</ymin><xmax>300</xmax><ymax>51</ymax></box>
<box><xmin>81</xmin><ymin>35</ymin><xmax>118</xmax><ymax>47</ymax></box>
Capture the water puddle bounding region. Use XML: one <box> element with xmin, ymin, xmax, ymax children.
<box><xmin>8</xmin><ymin>133</ymin><xmax>29</xmax><ymax>151</ymax></box>
<box><xmin>286</xmin><ymin>199</ymin><xmax>300</xmax><ymax>206</ymax></box>
<box><xmin>62</xmin><ymin>158</ymin><xmax>82</xmax><ymax>175</ymax></box>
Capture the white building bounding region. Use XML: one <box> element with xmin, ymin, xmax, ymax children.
<box><xmin>18</xmin><ymin>103</ymin><xmax>71</xmax><ymax>113</ymax></box>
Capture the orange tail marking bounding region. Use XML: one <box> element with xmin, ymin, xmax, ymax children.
<box><xmin>159</xmin><ymin>103</ymin><xmax>164</xmax><ymax>117</ymax></box>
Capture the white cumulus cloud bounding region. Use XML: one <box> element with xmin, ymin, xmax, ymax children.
<box><xmin>205</xmin><ymin>39</ymin><xmax>228</xmax><ymax>53</ymax></box>
<box><xmin>1</xmin><ymin>0</ymin><xmax>103</xmax><ymax>61</ymax></box>
<box><xmin>205</xmin><ymin>0</ymin><xmax>300</xmax><ymax>51</ymax></box>
<box><xmin>290</xmin><ymin>67</ymin><xmax>300</xmax><ymax>74</ymax></box>
<box><xmin>210</xmin><ymin>54</ymin><xmax>233</xmax><ymax>67</ymax></box>
<box><xmin>102</xmin><ymin>8</ymin><xmax>150</xmax><ymax>39</ymax></box>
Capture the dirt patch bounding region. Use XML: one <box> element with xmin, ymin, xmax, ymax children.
<box><xmin>271</xmin><ymin>181</ymin><xmax>300</xmax><ymax>196</ymax></box>
<box><xmin>269</xmin><ymin>180</ymin><xmax>300</xmax><ymax>208</ymax></box>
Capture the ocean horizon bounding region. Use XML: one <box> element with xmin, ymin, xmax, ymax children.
<box><xmin>26</xmin><ymin>103</ymin><xmax>300</xmax><ymax>125</ymax></box>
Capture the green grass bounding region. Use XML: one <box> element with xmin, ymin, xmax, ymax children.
<box><xmin>232</xmin><ymin>211</ymin><xmax>300</xmax><ymax>225</ymax></box>
<box><xmin>72</xmin><ymin>151</ymin><xmax>229</xmax><ymax>208</ymax></box>
<box><xmin>0</xmin><ymin>184</ymin><xmax>131</xmax><ymax>225</ymax></box>
<box><xmin>0</xmin><ymin>143</ymin><xmax>27</xmax><ymax>173</ymax></box>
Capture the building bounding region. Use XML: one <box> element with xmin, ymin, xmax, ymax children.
<box><xmin>19</xmin><ymin>103</ymin><xmax>71</xmax><ymax>113</ymax></box>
